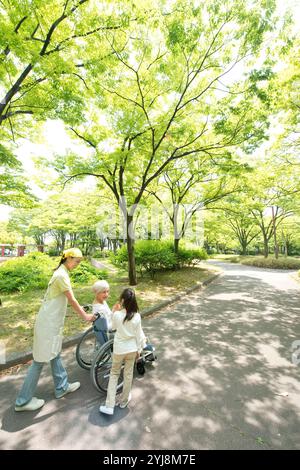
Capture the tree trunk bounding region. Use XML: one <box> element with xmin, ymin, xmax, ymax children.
<box><xmin>240</xmin><ymin>237</ymin><xmax>248</xmax><ymax>255</ymax></box>
<box><xmin>112</xmin><ymin>239</ymin><xmax>118</xmax><ymax>254</ymax></box>
<box><xmin>241</xmin><ymin>244</ymin><xmax>247</xmax><ymax>256</ymax></box>
<box><xmin>0</xmin><ymin>63</ymin><xmax>33</xmax><ymax>122</ymax></box>
<box><xmin>60</xmin><ymin>233</ymin><xmax>66</xmax><ymax>252</ymax></box>
<box><xmin>263</xmin><ymin>236</ymin><xmax>269</xmax><ymax>258</ymax></box>
<box><xmin>127</xmin><ymin>215</ymin><xmax>137</xmax><ymax>285</ymax></box>
<box><xmin>174</xmin><ymin>237</ymin><xmax>180</xmax><ymax>254</ymax></box>
<box><xmin>271</xmin><ymin>206</ymin><xmax>279</xmax><ymax>259</ymax></box>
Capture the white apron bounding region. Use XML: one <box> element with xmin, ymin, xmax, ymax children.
<box><xmin>33</xmin><ymin>285</ymin><xmax>68</xmax><ymax>362</ymax></box>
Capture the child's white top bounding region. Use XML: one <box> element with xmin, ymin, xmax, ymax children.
<box><xmin>92</xmin><ymin>301</ymin><xmax>112</xmax><ymax>330</ymax></box>
<box><xmin>112</xmin><ymin>310</ymin><xmax>146</xmax><ymax>354</ymax></box>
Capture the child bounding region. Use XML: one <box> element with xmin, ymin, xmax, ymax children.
<box><xmin>99</xmin><ymin>288</ymin><xmax>146</xmax><ymax>415</ymax></box>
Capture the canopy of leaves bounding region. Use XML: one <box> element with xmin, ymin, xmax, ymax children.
<box><xmin>0</xmin><ymin>143</ymin><xmax>36</xmax><ymax>207</ymax></box>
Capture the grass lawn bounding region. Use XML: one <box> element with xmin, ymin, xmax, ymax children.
<box><xmin>0</xmin><ymin>261</ymin><xmax>217</xmax><ymax>355</ymax></box>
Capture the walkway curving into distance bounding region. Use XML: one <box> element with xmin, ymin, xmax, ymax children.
<box><xmin>0</xmin><ymin>261</ymin><xmax>299</xmax><ymax>450</ymax></box>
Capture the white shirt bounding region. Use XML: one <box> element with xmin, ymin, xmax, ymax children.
<box><xmin>112</xmin><ymin>310</ymin><xmax>146</xmax><ymax>355</ymax></box>
<box><xmin>92</xmin><ymin>301</ymin><xmax>112</xmax><ymax>330</ymax></box>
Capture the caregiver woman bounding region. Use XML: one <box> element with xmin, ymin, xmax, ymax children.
<box><xmin>15</xmin><ymin>248</ymin><xmax>95</xmax><ymax>412</ymax></box>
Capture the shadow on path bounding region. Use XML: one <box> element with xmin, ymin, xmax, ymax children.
<box><xmin>1</xmin><ymin>263</ymin><xmax>299</xmax><ymax>449</ymax></box>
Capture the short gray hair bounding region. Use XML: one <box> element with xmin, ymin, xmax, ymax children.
<box><xmin>92</xmin><ymin>280</ymin><xmax>110</xmax><ymax>293</ymax></box>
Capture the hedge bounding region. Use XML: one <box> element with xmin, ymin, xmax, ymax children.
<box><xmin>0</xmin><ymin>253</ymin><xmax>105</xmax><ymax>293</ymax></box>
<box><xmin>112</xmin><ymin>240</ymin><xmax>207</xmax><ymax>278</ymax></box>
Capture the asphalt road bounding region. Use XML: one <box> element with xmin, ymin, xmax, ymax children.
<box><xmin>1</xmin><ymin>261</ymin><xmax>299</xmax><ymax>450</ymax></box>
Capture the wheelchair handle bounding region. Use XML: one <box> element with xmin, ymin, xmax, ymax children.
<box><xmin>82</xmin><ymin>305</ymin><xmax>101</xmax><ymax>323</ymax></box>
<box><xmin>83</xmin><ymin>304</ymin><xmax>92</xmax><ymax>312</ymax></box>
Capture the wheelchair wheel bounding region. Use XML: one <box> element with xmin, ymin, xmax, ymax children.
<box><xmin>76</xmin><ymin>327</ymin><xmax>100</xmax><ymax>370</ymax></box>
<box><xmin>90</xmin><ymin>339</ymin><xmax>124</xmax><ymax>393</ymax></box>
<box><xmin>136</xmin><ymin>361</ymin><xmax>145</xmax><ymax>375</ymax></box>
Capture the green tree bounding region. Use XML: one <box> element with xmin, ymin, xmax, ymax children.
<box><xmin>56</xmin><ymin>0</ymin><xmax>278</xmax><ymax>284</ymax></box>
<box><xmin>250</xmin><ymin>164</ymin><xmax>297</xmax><ymax>257</ymax></box>
<box><xmin>7</xmin><ymin>209</ymin><xmax>43</xmax><ymax>244</ymax></box>
<box><xmin>0</xmin><ymin>143</ymin><xmax>35</xmax><ymax>207</ymax></box>
<box><xmin>278</xmin><ymin>216</ymin><xmax>300</xmax><ymax>256</ymax></box>
<box><xmin>219</xmin><ymin>195</ymin><xmax>260</xmax><ymax>255</ymax></box>
<box><xmin>8</xmin><ymin>190</ymin><xmax>105</xmax><ymax>253</ymax></box>
<box><xmin>268</xmin><ymin>35</ymin><xmax>300</xmax><ymax>168</ymax></box>
<box><xmin>147</xmin><ymin>156</ymin><xmax>243</xmax><ymax>252</ymax></box>
<box><xmin>0</xmin><ymin>221</ymin><xmax>24</xmax><ymax>245</ymax></box>
<box><xmin>204</xmin><ymin>209</ymin><xmax>235</xmax><ymax>253</ymax></box>
<box><xmin>0</xmin><ymin>0</ymin><xmax>133</xmax><ymax>133</ymax></box>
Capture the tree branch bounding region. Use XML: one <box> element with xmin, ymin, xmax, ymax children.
<box><xmin>69</xmin><ymin>127</ymin><xmax>96</xmax><ymax>148</ymax></box>
<box><xmin>0</xmin><ymin>109</ymin><xmax>33</xmax><ymax>123</ymax></box>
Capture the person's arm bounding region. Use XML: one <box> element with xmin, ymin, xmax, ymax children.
<box><xmin>135</xmin><ymin>315</ymin><xmax>146</xmax><ymax>354</ymax></box>
<box><xmin>112</xmin><ymin>302</ymin><xmax>122</xmax><ymax>313</ymax></box>
<box><xmin>64</xmin><ymin>290</ymin><xmax>95</xmax><ymax>322</ymax></box>
<box><xmin>111</xmin><ymin>309</ymin><xmax>120</xmax><ymax>330</ymax></box>
<box><xmin>109</xmin><ymin>303</ymin><xmax>122</xmax><ymax>331</ymax></box>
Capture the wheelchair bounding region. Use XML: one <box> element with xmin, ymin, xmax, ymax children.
<box><xmin>76</xmin><ymin>305</ymin><xmax>157</xmax><ymax>393</ymax></box>
<box><xmin>90</xmin><ymin>336</ymin><xmax>157</xmax><ymax>393</ymax></box>
<box><xmin>75</xmin><ymin>306</ymin><xmax>110</xmax><ymax>370</ymax></box>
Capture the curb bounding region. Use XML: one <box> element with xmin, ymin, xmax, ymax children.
<box><xmin>0</xmin><ymin>271</ymin><xmax>221</xmax><ymax>371</ymax></box>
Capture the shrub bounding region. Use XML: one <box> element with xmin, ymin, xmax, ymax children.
<box><xmin>207</xmin><ymin>247</ymin><xmax>218</xmax><ymax>254</ymax></box>
<box><xmin>0</xmin><ymin>252</ymin><xmax>54</xmax><ymax>293</ymax></box>
<box><xmin>113</xmin><ymin>240</ymin><xmax>177</xmax><ymax>278</ymax></box>
<box><xmin>47</xmin><ymin>247</ymin><xmax>60</xmax><ymax>256</ymax></box>
<box><xmin>241</xmin><ymin>257</ymin><xmax>300</xmax><ymax>270</ymax></box>
<box><xmin>0</xmin><ymin>254</ymin><xmax>107</xmax><ymax>293</ymax></box>
<box><xmin>137</xmin><ymin>240</ymin><xmax>177</xmax><ymax>278</ymax></box>
<box><xmin>176</xmin><ymin>247</ymin><xmax>208</xmax><ymax>267</ymax></box>
<box><xmin>112</xmin><ymin>240</ymin><xmax>208</xmax><ymax>278</ymax></box>
<box><xmin>69</xmin><ymin>260</ymin><xmax>107</xmax><ymax>285</ymax></box>
<box><xmin>110</xmin><ymin>246</ymin><xmax>128</xmax><ymax>269</ymax></box>
<box><xmin>227</xmin><ymin>256</ymin><xmax>240</xmax><ymax>263</ymax></box>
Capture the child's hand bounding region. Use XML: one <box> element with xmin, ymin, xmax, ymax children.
<box><xmin>112</xmin><ymin>302</ymin><xmax>121</xmax><ymax>312</ymax></box>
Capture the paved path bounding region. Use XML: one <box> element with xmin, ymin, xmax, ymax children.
<box><xmin>90</xmin><ymin>258</ymin><xmax>118</xmax><ymax>272</ymax></box>
<box><xmin>0</xmin><ymin>262</ymin><xmax>299</xmax><ymax>450</ymax></box>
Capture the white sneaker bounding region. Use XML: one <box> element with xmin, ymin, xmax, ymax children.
<box><xmin>99</xmin><ymin>405</ymin><xmax>114</xmax><ymax>415</ymax></box>
<box><xmin>119</xmin><ymin>392</ymin><xmax>132</xmax><ymax>408</ymax></box>
<box><xmin>15</xmin><ymin>397</ymin><xmax>45</xmax><ymax>412</ymax></box>
<box><xmin>56</xmin><ymin>381</ymin><xmax>80</xmax><ymax>399</ymax></box>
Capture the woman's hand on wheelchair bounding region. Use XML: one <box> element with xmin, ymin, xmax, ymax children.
<box><xmin>85</xmin><ymin>313</ymin><xmax>97</xmax><ymax>322</ymax></box>
<box><xmin>81</xmin><ymin>305</ymin><xmax>98</xmax><ymax>322</ymax></box>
